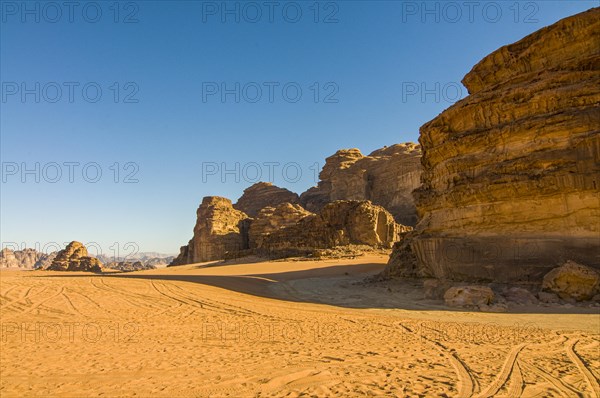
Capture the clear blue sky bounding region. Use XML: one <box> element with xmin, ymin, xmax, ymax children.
<box><xmin>1</xmin><ymin>1</ymin><xmax>596</xmax><ymax>256</ymax></box>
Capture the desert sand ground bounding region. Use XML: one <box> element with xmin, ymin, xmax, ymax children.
<box><xmin>1</xmin><ymin>254</ymin><xmax>599</xmax><ymax>397</ymax></box>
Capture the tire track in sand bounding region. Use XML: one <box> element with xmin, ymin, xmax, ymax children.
<box><xmin>566</xmin><ymin>339</ymin><xmax>600</xmax><ymax>398</ymax></box>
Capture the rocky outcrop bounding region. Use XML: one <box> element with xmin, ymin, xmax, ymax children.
<box><xmin>172</xmin><ymin>198</ymin><xmax>409</xmax><ymax>265</ymax></box>
<box><xmin>248</xmin><ymin>203</ymin><xmax>314</xmax><ymax>249</ymax></box>
<box><xmin>0</xmin><ymin>248</ymin><xmax>57</xmax><ymax>269</ymax></box>
<box><xmin>170</xmin><ymin>197</ymin><xmax>250</xmax><ymax>265</ymax></box>
<box><xmin>105</xmin><ymin>261</ymin><xmax>156</xmax><ymax>272</ymax></box>
<box><xmin>45</xmin><ymin>242</ymin><xmax>103</xmax><ymax>272</ymax></box>
<box><xmin>385</xmin><ymin>8</ymin><xmax>600</xmax><ymax>283</ymax></box>
<box><xmin>300</xmin><ymin>143</ymin><xmax>422</xmax><ymax>226</ymax></box>
<box><xmin>251</xmin><ymin>201</ymin><xmax>409</xmax><ymax>258</ymax></box>
<box><xmin>234</xmin><ymin>182</ymin><xmax>299</xmax><ymax>217</ymax></box>
<box><xmin>542</xmin><ymin>261</ymin><xmax>600</xmax><ymax>301</ymax></box>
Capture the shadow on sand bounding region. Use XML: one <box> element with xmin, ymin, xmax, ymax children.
<box><xmin>34</xmin><ymin>261</ymin><xmax>600</xmax><ymax>315</ymax></box>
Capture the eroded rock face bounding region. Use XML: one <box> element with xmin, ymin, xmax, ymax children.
<box><xmin>46</xmin><ymin>242</ymin><xmax>103</xmax><ymax>272</ymax></box>
<box><xmin>300</xmin><ymin>143</ymin><xmax>422</xmax><ymax>226</ymax></box>
<box><xmin>385</xmin><ymin>8</ymin><xmax>600</xmax><ymax>282</ymax></box>
<box><xmin>542</xmin><ymin>261</ymin><xmax>600</xmax><ymax>301</ymax></box>
<box><xmin>0</xmin><ymin>248</ymin><xmax>56</xmax><ymax>269</ymax></box>
<box><xmin>248</xmin><ymin>203</ymin><xmax>314</xmax><ymax>249</ymax></box>
<box><xmin>170</xmin><ymin>197</ymin><xmax>250</xmax><ymax>265</ymax></box>
<box><xmin>234</xmin><ymin>182</ymin><xmax>299</xmax><ymax>217</ymax></box>
<box><xmin>252</xmin><ymin>200</ymin><xmax>409</xmax><ymax>257</ymax></box>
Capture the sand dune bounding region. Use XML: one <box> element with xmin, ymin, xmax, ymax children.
<box><xmin>1</xmin><ymin>255</ymin><xmax>599</xmax><ymax>397</ymax></box>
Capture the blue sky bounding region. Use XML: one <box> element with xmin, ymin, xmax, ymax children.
<box><xmin>1</xmin><ymin>0</ymin><xmax>596</xmax><ymax>256</ymax></box>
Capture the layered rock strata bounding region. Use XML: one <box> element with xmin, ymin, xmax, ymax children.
<box><xmin>234</xmin><ymin>182</ymin><xmax>299</xmax><ymax>217</ymax></box>
<box><xmin>171</xmin><ymin>199</ymin><xmax>408</xmax><ymax>265</ymax></box>
<box><xmin>250</xmin><ymin>201</ymin><xmax>408</xmax><ymax>257</ymax></box>
<box><xmin>300</xmin><ymin>143</ymin><xmax>422</xmax><ymax>226</ymax></box>
<box><xmin>384</xmin><ymin>8</ymin><xmax>600</xmax><ymax>282</ymax></box>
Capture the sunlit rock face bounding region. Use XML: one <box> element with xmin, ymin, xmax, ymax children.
<box><xmin>171</xmin><ymin>197</ymin><xmax>250</xmax><ymax>265</ymax></box>
<box><xmin>234</xmin><ymin>182</ymin><xmax>299</xmax><ymax>217</ymax></box>
<box><xmin>385</xmin><ymin>8</ymin><xmax>600</xmax><ymax>283</ymax></box>
<box><xmin>250</xmin><ymin>201</ymin><xmax>409</xmax><ymax>257</ymax></box>
<box><xmin>300</xmin><ymin>143</ymin><xmax>422</xmax><ymax>226</ymax></box>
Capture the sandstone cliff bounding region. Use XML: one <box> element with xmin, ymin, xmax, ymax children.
<box><xmin>171</xmin><ymin>198</ymin><xmax>408</xmax><ymax>265</ymax></box>
<box><xmin>384</xmin><ymin>8</ymin><xmax>600</xmax><ymax>282</ymax></box>
<box><xmin>234</xmin><ymin>182</ymin><xmax>299</xmax><ymax>217</ymax></box>
<box><xmin>45</xmin><ymin>242</ymin><xmax>103</xmax><ymax>272</ymax></box>
<box><xmin>251</xmin><ymin>201</ymin><xmax>408</xmax><ymax>258</ymax></box>
<box><xmin>0</xmin><ymin>248</ymin><xmax>57</xmax><ymax>269</ymax></box>
<box><xmin>171</xmin><ymin>197</ymin><xmax>250</xmax><ymax>265</ymax></box>
<box><xmin>300</xmin><ymin>143</ymin><xmax>422</xmax><ymax>226</ymax></box>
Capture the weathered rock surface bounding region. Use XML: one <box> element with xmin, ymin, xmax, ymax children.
<box><xmin>251</xmin><ymin>201</ymin><xmax>409</xmax><ymax>258</ymax></box>
<box><xmin>234</xmin><ymin>182</ymin><xmax>299</xmax><ymax>217</ymax></box>
<box><xmin>0</xmin><ymin>248</ymin><xmax>57</xmax><ymax>269</ymax></box>
<box><xmin>248</xmin><ymin>203</ymin><xmax>314</xmax><ymax>249</ymax></box>
<box><xmin>171</xmin><ymin>197</ymin><xmax>250</xmax><ymax>265</ymax></box>
<box><xmin>444</xmin><ymin>286</ymin><xmax>495</xmax><ymax>307</ymax></box>
<box><xmin>105</xmin><ymin>261</ymin><xmax>156</xmax><ymax>272</ymax></box>
<box><xmin>45</xmin><ymin>242</ymin><xmax>103</xmax><ymax>272</ymax></box>
<box><xmin>172</xmin><ymin>198</ymin><xmax>409</xmax><ymax>265</ymax></box>
<box><xmin>542</xmin><ymin>261</ymin><xmax>600</xmax><ymax>301</ymax></box>
<box><xmin>300</xmin><ymin>143</ymin><xmax>422</xmax><ymax>226</ymax></box>
<box><xmin>385</xmin><ymin>8</ymin><xmax>600</xmax><ymax>282</ymax></box>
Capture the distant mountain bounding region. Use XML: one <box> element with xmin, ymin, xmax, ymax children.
<box><xmin>95</xmin><ymin>253</ymin><xmax>174</xmax><ymax>268</ymax></box>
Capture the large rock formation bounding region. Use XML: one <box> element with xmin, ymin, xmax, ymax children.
<box><xmin>0</xmin><ymin>248</ymin><xmax>57</xmax><ymax>269</ymax></box>
<box><xmin>250</xmin><ymin>201</ymin><xmax>409</xmax><ymax>258</ymax></box>
<box><xmin>300</xmin><ymin>143</ymin><xmax>422</xmax><ymax>226</ymax></box>
<box><xmin>234</xmin><ymin>182</ymin><xmax>299</xmax><ymax>217</ymax></box>
<box><xmin>384</xmin><ymin>8</ymin><xmax>600</xmax><ymax>283</ymax></box>
<box><xmin>171</xmin><ymin>197</ymin><xmax>250</xmax><ymax>265</ymax></box>
<box><xmin>46</xmin><ymin>242</ymin><xmax>103</xmax><ymax>272</ymax></box>
<box><xmin>171</xmin><ymin>198</ymin><xmax>409</xmax><ymax>265</ymax></box>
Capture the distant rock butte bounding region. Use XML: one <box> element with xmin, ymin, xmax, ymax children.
<box><xmin>384</xmin><ymin>8</ymin><xmax>600</xmax><ymax>282</ymax></box>
<box><xmin>300</xmin><ymin>143</ymin><xmax>422</xmax><ymax>226</ymax></box>
<box><xmin>171</xmin><ymin>199</ymin><xmax>408</xmax><ymax>265</ymax></box>
<box><xmin>46</xmin><ymin>241</ymin><xmax>103</xmax><ymax>272</ymax></box>
<box><xmin>0</xmin><ymin>248</ymin><xmax>56</xmax><ymax>269</ymax></box>
<box><xmin>234</xmin><ymin>182</ymin><xmax>299</xmax><ymax>217</ymax></box>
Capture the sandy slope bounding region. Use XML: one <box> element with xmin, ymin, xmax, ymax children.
<box><xmin>1</xmin><ymin>254</ymin><xmax>599</xmax><ymax>397</ymax></box>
